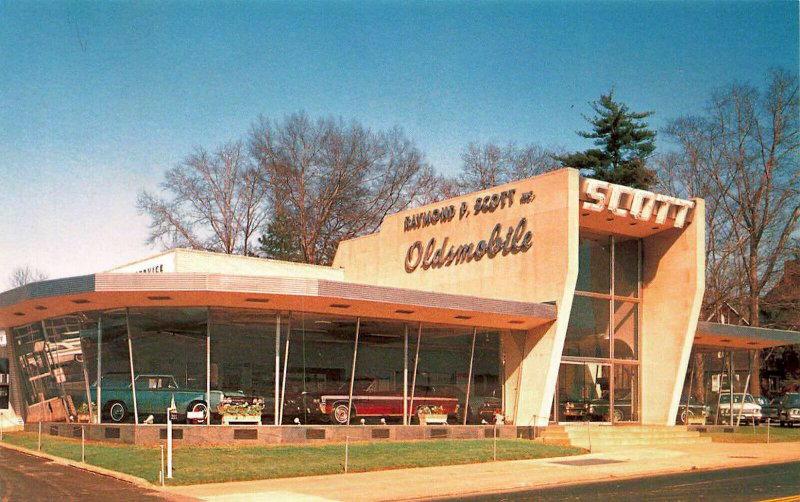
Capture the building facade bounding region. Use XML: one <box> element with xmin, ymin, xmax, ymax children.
<box><xmin>0</xmin><ymin>168</ymin><xmax>712</xmax><ymax>428</ymax></box>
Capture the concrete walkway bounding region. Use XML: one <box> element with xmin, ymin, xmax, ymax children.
<box><xmin>165</xmin><ymin>441</ymin><xmax>800</xmax><ymax>501</ymax></box>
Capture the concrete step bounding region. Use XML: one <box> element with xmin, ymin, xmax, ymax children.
<box><xmin>566</xmin><ymin>436</ymin><xmax>712</xmax><ymax>449</ymax></box>
<box><xmin>543</xmin><ymin>425</ymin><xmax>711</xmax><ymax>449</ymax></box>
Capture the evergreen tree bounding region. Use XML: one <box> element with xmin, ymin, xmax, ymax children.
<box><xmin>558</xmin><ymin>91</ymin><xmax>657</xmax><ymax>189</ymax></box>
<box><xmin>258</xmin><ymin>213</ymin><xmax>305</xmax><ymax>262</ymax></box>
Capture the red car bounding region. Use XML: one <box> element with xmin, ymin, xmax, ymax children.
<box><xmin>309</xmin><ymin>378</ymin><xmax>460</xmax><ymax>424</ymax></box>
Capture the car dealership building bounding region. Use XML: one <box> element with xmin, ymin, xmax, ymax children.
<box><xmin>1</xmin><ymin>168</ymin><xmax>798</xmax><ymax>442</ymax></box>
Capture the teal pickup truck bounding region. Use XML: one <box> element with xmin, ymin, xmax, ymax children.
<box><xmin>90</xmin><ymin>373</ymin><xmax>260</xmax><ymax>424</ymax></box>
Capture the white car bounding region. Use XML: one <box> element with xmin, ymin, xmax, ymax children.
<box><xmin>33</xmin><ymin>339</ymin><xmax>84</xmax><ymax>367</ymax></box>
<box><xmin>715</xmin><ymin>393</ymin><xmax>762</xmax><ymax>425</ymax></box>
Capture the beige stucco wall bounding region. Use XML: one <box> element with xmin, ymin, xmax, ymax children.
<box><xmin>640</xmin><ymin>199</ymin><xmax>705</xmax><ymax>425</ymax></box>
<box><xmin>109</xmin><ymin>249</ymin><xmax>344</xmax><ymax>281</ymax></box>
<box><xmin>334</xmin><ymin>168</ymin><xmax>580</xmax><ymax>425</ymax></box>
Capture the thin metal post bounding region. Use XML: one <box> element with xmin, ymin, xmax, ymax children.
<box><xmin>767</xmin><ymin>417</ymin><xmax>770</xmax><ymax>444</ymax></box>
<box><xmin>81</xmin><ymin>426</ymin><xmax>85</xmax><ymax>463</ymax></box>
<box><xmin>346</xmin><ymin>318</ymin><xmax>361</xmax><ymax>426</ymax></box>
<box><xmin>738</xmin><ymin>350</ymin><xmax>755</xmax><ymax>427</ymax></box>
<box><xmin>492</xmin><ymin>423</ymin><xmax>497</xmax><ymax>461</ymax></box>
<box><xmin>160</xmin><ymin>445</ymin><xmax>165</xmax><ymax>486</ymax></box>
<box><xmin>166</xmin><ymin>402</ymin><xmax>173</xmax><ymax>479</ymax></box>
<box><xmin>280</xmin><ymin>316</ymin><xmax>292</xmax><ymax>425</ymax></box>
<box><xmin>275</xmin><ymin>315</ymin><xmax>281</xmax><ymax>425</ymax></box>
<box><xmin>684</xmin><ymin>350</ymin><xmax>695</xmax><ymax>426</ymax></box>
<box><xmin>464</xmin><ymin>328</ymin><xmax>477</xmax><ymax>425</ymax></box>
<box><xmin>206</xmin><ymin>309</ymin><xmax>211</xmax><ymax>426</ymax></box>
<box><xmin>79</xmin><ymin>336</ymin><xmax>94</xmax><ymax>423</ymax></box>
<box><xmin>729</xmin><ymin>350</ymin><xmax>734</xmax><ymax>426</ymax></box>
<box><xmin>125</xmin><ymin>309</ymin><xmax>139</xmax><ymax>425</ymax></box>
<box><xmin>409</xmin><ymin>323</ymin><xmax>422</xmax><ymax>421</ymax></box>
<box><xmin>37</xmin><ymin>421</ymin><xmax>42</xmax><ymax>451</ymax></box>
<box><xmin>403</xmin><ymin>324</ymin><xmax>409</xmax><ymax>426</ymax></box>
<box><xmin>97</xmin><ymin>315</ymin><xmax>102</xmax><ymax>425</ymax></box>
<box><xmin>344</xmin><ymin>435</ymin><xmax>349</xmax><ymax>473</ymax></box>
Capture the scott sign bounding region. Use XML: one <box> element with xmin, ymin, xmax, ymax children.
<box><xmin>582</xmin><ymin>179</ymin><xmax>695</xmax><ymax>228</ymax></box>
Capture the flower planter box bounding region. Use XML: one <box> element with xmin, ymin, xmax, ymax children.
<box><xmin>420</xmin><ymin>413</ymin><xmax>448</xmax><ymax>425</ymax></box>
<box><xmin>221</xmin><ymin>414</ymin><xmax>262</xmax><ymax>426</ymax></box>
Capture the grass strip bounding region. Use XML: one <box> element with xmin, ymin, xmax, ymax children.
<box><xmin>0</xmin><ymin>432</ymin><xmax>583</xmax><ymax>485</ymax></box>
<box><xmin>701</xmin><ymin>425</ymin><xmax>800</xmax><ymax>443</ymax></box>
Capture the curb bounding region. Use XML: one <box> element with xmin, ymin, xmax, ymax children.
<box><xmin>0</xmin><ymin>439</ymin><xmax>155</xmax><ymax>489</ymax></box>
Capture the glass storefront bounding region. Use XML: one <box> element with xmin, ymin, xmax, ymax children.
<box><xmin>10</xmin><ymin>308</ymin><xmax>503</xmax><ymax>426</ymax></box>
<box><xmin>555</xmin><ymin>232</ymin><xmax>641</xmax><ymax>423</ymax></box>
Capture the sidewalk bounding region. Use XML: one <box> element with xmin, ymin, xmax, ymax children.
<box><xmin>165</xmin><ymin>441</ymin><xmax>800</xmax><ymax>501</ymax></box>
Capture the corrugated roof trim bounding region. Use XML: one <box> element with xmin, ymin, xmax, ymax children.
<box><xmin>0</xmin><ymin>275</ymin><xmax>95</xmax><ymax>308</ymax></box>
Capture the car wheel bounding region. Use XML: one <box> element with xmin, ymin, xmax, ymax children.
<box><xmin>107</xmin><ymin>401</ymin><xmax>128</xmax><ymax>423</ymax></box>
<box><xmin>188</xmin><ymin>401</ymin><xmax>208</xmax><ymax>424</ymax></box>
<box><xmin>331</xmin><ymin>403</ymin><xmax>351</xmax><ymax>425</ymax></box>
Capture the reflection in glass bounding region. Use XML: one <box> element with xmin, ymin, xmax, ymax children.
<box><xmin>10</xmin><ymin>307</ymin><xmax>504</xmax><ymax>426</ymax></box>
<box><xmin>577</xmin><ymin>234</ymin><xmax>610</xmax><ymax>294</ymax></box>
<box><xmin>556</xmin><ymin>362</ymin><xmax>610</xmax><ymax>422</ymax></box>
<box><xmin>129</xmin><ymin>308</ymin><xmax>208</xmax><ymax>423</ymax></box>
<box><xmin>210</xmin><ymin>309</ymin><xmax>281</xmax><ymax>424</ymax></box>
<box><xmin>14</xmin><ymin>322</ymin><xmax>63</xmax><ymax>419</ymax></box>
<box><xmin>614</xmin><ymin>238</ymin><xmax>639</xmax><ymax>298</ymax></box>
<box><xmin>613</xmin><ymin>301</ymin><xmax>638</xmax><ymax>360</ymax></box>
<box><xmin>565</xmin><ymin>296</ymin><xmax>610</xmax><ymax>358</ymax></box>
<box><xmin>613</xmin><ymin>364</ymin><xmax>638</xmax><ymax>422</ymax></box>
<box><xmin>93</xmin><ymin>310</ymin><xmax>134</xmax><ymax>423</ymax></box>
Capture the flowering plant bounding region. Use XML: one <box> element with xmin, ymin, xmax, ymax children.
<box><xmin>217</xmin><ymin>397</ymin><xmax>264</xmax><ymax>417</ymax></box>
<box><xmin>417</xmin><ymin>405</ymin><xmax>444</xmax><ymax>415</ymax></box>
<box><xmin>76</xmin><ymin>402</ymin><xmax>95</xmax><ymax>415</ymax></box>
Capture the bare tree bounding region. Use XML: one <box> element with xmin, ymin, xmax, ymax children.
<box><xmin>8</xmin><ymin>266</ymin><xmax>49</xmax><ymax>288</ymax></box>
<box><xmin>251</xmin><ymin>112</ymin><xmax>429</xmax><ymax>264</ymax></box>
<box><xmin>664</xmin><ymin>69</ymin><xmax>799</xmax><ymax>327</ymax></box>
<box><xmin>411</xmin><ymin>166</ymin><xmax>461</xmax><ymax>206</ymax></box>
<box><xmin>459</xmin><ymin>142</ymin><xmax>563</xmax><ymax>192</ymax></box>
<box><xmin>137</xmin><ymin>142</ymin><xmax>269</xmax><ymax>255</ymax></box>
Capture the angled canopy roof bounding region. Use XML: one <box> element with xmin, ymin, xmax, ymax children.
<box><xmin>694</xmin><ymin>322</ymin><xmax>800</xmax><ymax>349</ymax></box>
<box><xmin>0</xmin><ymin>272</ymin><xmax>557</xmax><ymax>331</ymax></box>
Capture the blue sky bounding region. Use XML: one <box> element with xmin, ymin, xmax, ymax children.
<box><xmin>1</xmin><ymin>1</ymin><xmax>797</xmax><ymax>284</ymax></box>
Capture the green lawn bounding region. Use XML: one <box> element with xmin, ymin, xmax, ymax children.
<box><xmin>701</xmin><ymin>425</ymin><xmax>800</xmax><ymax>443</ymax></box>
<box><xmin>0</xmin><ymin>432</ymin><xmax>583</xmax><ymax>485</ymax></box>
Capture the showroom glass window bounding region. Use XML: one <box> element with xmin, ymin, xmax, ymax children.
<box><xmin>558</xmin><ymin>232</ymin><xmax>641</xmax><ymax>423</ymax></box>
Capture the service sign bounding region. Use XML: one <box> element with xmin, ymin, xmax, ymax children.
<box><xmin>402</xmin><ymin>188</ymin><xmax>536</xmax><ymax>273</ymax></box>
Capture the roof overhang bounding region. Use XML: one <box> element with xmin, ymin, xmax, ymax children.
<box><xmin>694</xmin><ymin>322</ymin><xmax>800</xmax><ymax>349</ymax></box>
<box><xmin>0</xmin><ymin>273</ymin><xmax>557</xmax><ymax>331</ymax></box>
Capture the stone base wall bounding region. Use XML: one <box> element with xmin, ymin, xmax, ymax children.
<box><xmin>25</xmin><ymin>423</ymin><xmax>538</xmax><ymax>446</ymax></box>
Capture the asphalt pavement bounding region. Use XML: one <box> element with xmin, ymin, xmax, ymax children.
<box><xmin>439</xmin><ymin>461</ymin><xmax>800</xmax><ymax>501</ymax></box>
<box><xmin>0</xmin><ymin>447</ymin><xmax>185</xmax><ymax>502</ymax></box>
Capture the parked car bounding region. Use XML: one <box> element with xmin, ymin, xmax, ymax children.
<box><xmin>475</xmin><ymin>395</ymin><xmax>503</xmax><ymax>424</ymax></box>
<box><xmin>306</xmin><ymin>378</ymin><xmax>459</xmax><ymax>425</ymax></box>
<box><xmin>714</xmin><ymin>393</ymin><xmax>762</xmax><ymax>425</ymax></box>
<box><xmin>755</xmin><ymin>396</ymin><xmax>780</xmax><ymax>424</ymax></box>
<box><xmin>558</xmin><ymin>399</ymin><xmax>590</xmax><ymax>421</ymax></box>
<box><xmin>90</xmin><ymin>373</ymin><xmax>262</xmax><ymax>424</ymax></box>
<box><xmin>778</xmin><ymin>393</ymin><xmax>800</xmax><ymax>427</ymax></box>
<box><xmin>588</xmin><ymin>394</ymin><xmax>632</xmax><ymax>422</ymax></box>
<box><xmin>676</xmin><ymin>396</ymin><xmax>711</xmax><ymax>425</ymax></box>
<box><xmin>28</xmin><ymin>338</ymin><xmax>83</xmax><ymax>367</ymax></box>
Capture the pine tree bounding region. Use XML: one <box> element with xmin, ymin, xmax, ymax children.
<box><xmin>558</xmin><ymin>91</ymin><xmax>657</xmax><ymax>189</ymax></box>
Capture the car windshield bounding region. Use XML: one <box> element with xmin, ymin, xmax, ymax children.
<box><xmin>719</xmin><ymin>394</ymin><xmax>754</xmax><ymax>404</ymax></box>
<box><xmin>784</xmin><ymin>395</ymin><xmax>800</xmax><ymax>407</ymax></box>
